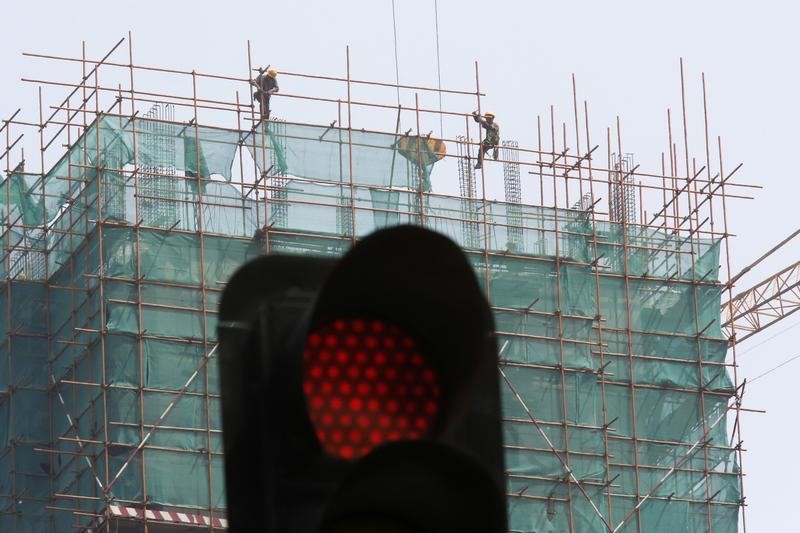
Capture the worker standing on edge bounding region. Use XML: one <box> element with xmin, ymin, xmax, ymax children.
<box><xmin>472</xmin><ymin>111</ymin><xmax>499</xmax><ymax>169</ymax></box>
<box><xmin>253</xmin><ymin>68</ymin><xmax>279</xmax><ymax>120</ymax></box>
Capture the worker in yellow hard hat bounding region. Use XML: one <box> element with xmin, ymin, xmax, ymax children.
<box><xmin>472</xmin><ymin>111</ymin><xmax>500</xmax><ymax>169</ymax></box>
<box><xmin>253</xmin><ymin>67</ymin><xmax>280</xmax><ymax>120</ymax></box>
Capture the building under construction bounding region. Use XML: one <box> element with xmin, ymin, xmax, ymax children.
<box><xmin>0</xmin><ymin>36</ymin><xmax>751</xmax><ymax>532</ymax></box>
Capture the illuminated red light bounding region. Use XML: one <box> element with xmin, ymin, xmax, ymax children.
<box><xmin>340</xmin><ymin>445</ymin><xmax>354</xmax><ymax>459</ymax></box>
<box><xmin>308</xmin><ymin>333</ymin><xmax>322</xmax><ymax>347</ymax></box>
<box><xmin>302</xmin><ymin>318</ymin><xmax>440</xmax><ymax>460</ymax></box>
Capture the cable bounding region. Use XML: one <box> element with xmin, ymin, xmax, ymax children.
<box><xmin>434</xmin><ymin>0</ymin><xmax>443</xmax><ymax>138</ymax></box>
<box><xmin>391</xmin><ymin>0</ymin><xmax>401</xmax><ymax>108</ymax></box>
<box><xmin>748</xmin><ymin>352</ymin><xmax>800</xmax><ymax>384</ymax></box>
<box><xmin>738</xmin><ymin>317</ymin><xmax>800</xmax><ymax>356</ymax></box>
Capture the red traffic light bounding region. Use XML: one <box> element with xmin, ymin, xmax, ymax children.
<box><xmin>218</xmin><ymin>226</ymin><xmax>506</xmax><ymax>532</ymax></box>
<box><xmin>302</xmin><ymin>318</ymin><xmax>441</xmax><ymax>460</ymax></box>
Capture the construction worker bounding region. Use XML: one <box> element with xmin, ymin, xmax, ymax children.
<box><xmin>472</xmin><ymin>111</ymin><xmax>499</xmax><ymax>169</ymax></box>
<box><xmin>253</xmin><ymin>68</ymin><xmax>279</xmax><ymax>120</ymax></box>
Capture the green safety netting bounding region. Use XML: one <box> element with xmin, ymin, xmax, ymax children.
<box><xmin>0</xmin><ymin>167</ymin><xmax>42</xmax><ymax>226</ymax></box>
<box><xmin>0</xmin><ymin>115</ymin><xmax>738</xmax><ymax>532</ymax></box>
<box><xmin>245</xmin><ymin>122</ymin><xmax>435</xmax><ymax>192</ymax></box>
<box><xmin>0</xmin><ymin>117</ymin><xmax>436</xmax><ymax>231</ymax></box>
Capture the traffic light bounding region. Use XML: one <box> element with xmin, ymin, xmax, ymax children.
<box><xmin>217</xmin><ymin>225</ymin><xmax>506</xmax><ymax>532</ymax></box>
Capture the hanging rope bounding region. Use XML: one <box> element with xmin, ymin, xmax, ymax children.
<box><xmin>434</xmin><ymin>0</ymin><xmax>444</xmax><ymax>137</ymax></box>
<box><xmin>391</xmin><ymin>0</ymin><xmax>401</xmax><ymax>107</ymax></box>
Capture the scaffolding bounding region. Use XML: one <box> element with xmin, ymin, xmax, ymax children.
<box><xmin>0</xmin><ymin>36</ymin><xmax>752</xmax><ymax>532</ymax></box>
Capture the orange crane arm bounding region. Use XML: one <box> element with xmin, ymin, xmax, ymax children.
<box><xmin>722</xmin><ymin>259</ymin><xmax>800</xmax><ymax>345</ymax></box>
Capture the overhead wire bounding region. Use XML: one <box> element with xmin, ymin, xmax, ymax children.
<box><xmin>434</xmin><ymin>0</ymin><xmax>444</xmax><ymax>137</ymax></box>
<box><xmin>737</xmin><ymin>317</ymin><xmax>800</xmax><ymax>356</ymax></box>
<box><xmin>738</xmin><ymin>319</ymin><xmax>800</xmax><ymax>385</ymax></box>
<box><xmin>391</xmin><ymin>0</ymin><xmax>401</xmax><ymax>108</ymax></box>
<box><xmin>748</xmin><ymin>352</ymin><xmax>800</xmax><ymax>385</ymax></box>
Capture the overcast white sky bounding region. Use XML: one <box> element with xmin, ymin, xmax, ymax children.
<box><xmin>1</xmin><ymin>1</ymin><xmax>798</xmax><ymax>530</ymax></box>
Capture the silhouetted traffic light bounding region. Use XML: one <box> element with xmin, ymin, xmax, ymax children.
<box><xmin>218</xmin><ymin>225</ymin><xmax>506</xmax><ymax>532</ymax></box>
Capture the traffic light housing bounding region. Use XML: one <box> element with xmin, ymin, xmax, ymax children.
<box><xmin>218</xmin><ymin>225</ymin><xmax>506</xmax><ymax>532</ymax></box>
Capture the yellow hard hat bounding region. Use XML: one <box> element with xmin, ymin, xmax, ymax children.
<box><xmin>484</xmin><ymin>112</ymin><xmax>495</xmax><ymax>118</ymax></box>
<box><xmin>267</xmin><ymin>69</ymin><xmax>278</xmax><ymax>78</ymax></box>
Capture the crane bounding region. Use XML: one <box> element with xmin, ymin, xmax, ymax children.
<box><xmin>721</xmin><ymin>228</ymin><xmax>800</xmax><ymax>345</ymax></box>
